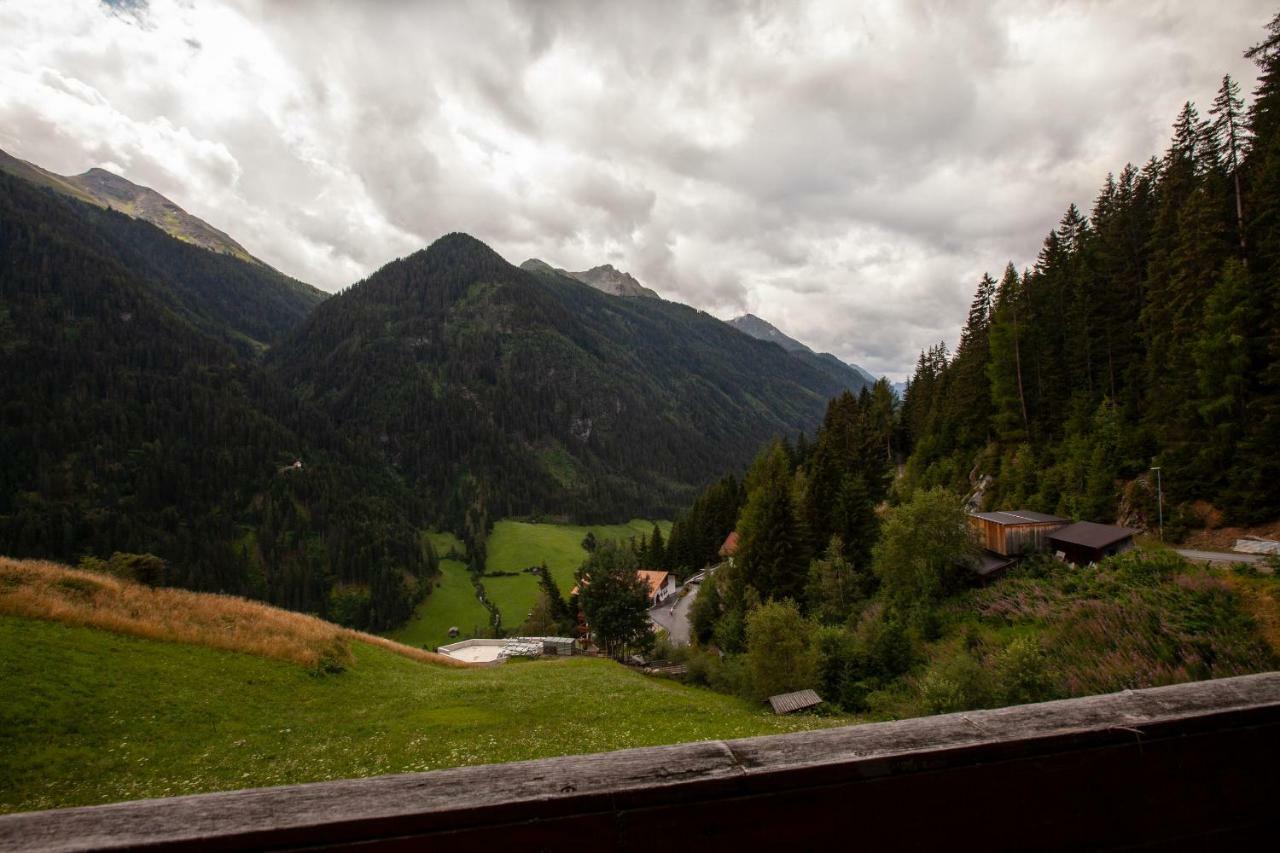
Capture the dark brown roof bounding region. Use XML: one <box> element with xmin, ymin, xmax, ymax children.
<box><xmin>971</xmin><ymin>510</ymin><xmax>1069</xmax><ymax>525</ymax></box>
<box><xmin>767</xmin><ymin>689</ymin><xmax>822</xmax><ymax>714</ymax></box>
<box><xmin>973</xmin><ymin>551</ymin><xmax>1016</xmax><ymax>577</ymax></box>
<box><xmin>1048</xmin><ymin>521</ymin><xmax>1137</xmax><ymax>549</ymax></box>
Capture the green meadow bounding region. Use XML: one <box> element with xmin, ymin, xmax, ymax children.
<box><xmin>390</xmin><ymin>559</ymin><xmax>491</xmax><ymax>649</ymax></box>
<box><xmin>0</xmin><ymin>617</ymin><xmax>840</xmax><ymax>814</ymax></box>
<box><xmin>481</xmin><ymin>519</ymin><xmax>672</xmax><ymax>630</ymax></box>
<box><xmin>392</xmin><ymin>520</ymin><xmax>673</xmax><ymax>638</ymax></box>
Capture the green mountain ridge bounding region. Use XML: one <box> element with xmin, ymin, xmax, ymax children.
<box><xmin>270</xmin><ymin>233</ymin><xmax>858</xmax><ymax>528</ymax></box>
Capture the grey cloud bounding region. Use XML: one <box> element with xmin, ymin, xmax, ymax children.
<box><xmin>3</xmin><ymin>0</ymin><xmax>1275</xmax><ymax>378</ymax></box>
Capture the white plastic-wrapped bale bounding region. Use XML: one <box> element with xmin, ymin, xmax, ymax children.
<box><xmin>502</xmin><ymin>640</ymin><xmax>543</xmax><ymax>658</ymax></box>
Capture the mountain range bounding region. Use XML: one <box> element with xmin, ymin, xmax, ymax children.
<box><xmin>0</xmin><ymin>149</ymin><xmax>883</xmax><ymax>629</ymax></box>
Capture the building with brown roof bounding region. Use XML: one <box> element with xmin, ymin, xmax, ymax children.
<box><xmin>636</xmin><ymin>569</ymin><xmax>676</xmax><ymax>606</ymax></box>
<box><xmin>1048</xmin><ymin>522</ymin><xmax>1137</xmax><ymax>565</ymax></box>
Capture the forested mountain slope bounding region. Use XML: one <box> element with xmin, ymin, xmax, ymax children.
<box><xmin>0</xmin><ymin>172</ymin><xmax>429</xmax><ymax>630</ymax></box>
<box><xmin>0</xmin><ymin>151</ymin><xmax>324</xmax><ymax>351</ymax></box>
<box><xmin>728</xmin><ymin>313</ymin><xmax>874</xmax><ymax>394</ymax></box>
<box><xmin>900</xmin><ymin>19</ymin><xmax>1280</xmax><ymax>530</ymax></box>
<box><xmin>270</xmin><ymin>234</ymin><xmax>856</xmax><ymax>530</ymax></box>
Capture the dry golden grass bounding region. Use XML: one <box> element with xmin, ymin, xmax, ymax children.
<box><xmin>0</xmin><ymin>557</ymin><xmax>472</xmax><ymax>670</ymax></box>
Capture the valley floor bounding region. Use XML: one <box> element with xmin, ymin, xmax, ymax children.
<box><xmin>394</xmin><ymin>519</ymin><xmax>672</xmax><ymax>645</ymax></box>
<box><xmin>0</xmin><ymin>617</ymin><xmax>842</xmax><ymax>815</ymax></box>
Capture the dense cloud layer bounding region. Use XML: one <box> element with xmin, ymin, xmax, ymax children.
<box><xmin>0</xmin><ymin>0</ymin><xmax>1271</xmax><ymax>378</ymax></box>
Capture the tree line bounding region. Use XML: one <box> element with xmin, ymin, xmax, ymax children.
<box><xmin>902</xmin><ymin>17</ymin><xmax>1280</xmax><ymax>533</ymax></box>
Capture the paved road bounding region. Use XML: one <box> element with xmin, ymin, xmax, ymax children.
<box><xmin>648</xmin><ymin>581</ymin><xmax>700</xmax><ymax>646</ymax></box>
<box><xmin>1176</xmin><ymin>548</ymin><xmax>1269</xmax><ymax>566</ymax></box>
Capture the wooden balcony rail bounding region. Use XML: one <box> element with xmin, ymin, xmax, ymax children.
<box><xmin>3</xmin><ymin>671</ymin><xmax>1279</xmax><ymax>851</ymax></box>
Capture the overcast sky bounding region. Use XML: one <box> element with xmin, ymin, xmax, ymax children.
<box><xmin>0</xmin><ymin>1</ymin><xmax>1272</xmax><ymax>379</ymax></box>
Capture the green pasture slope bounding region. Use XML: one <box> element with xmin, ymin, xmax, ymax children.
<box><xmin>390</xmin><ymin>559</ymin><xmax>491</xmax><ymax>649</ymax></box>
<box><xmin>0</xmin><ymin>617</ymin><xmax>840</xmax><ymax>814</ymax></box>
<box><xmin>393</xmin><ymin>521</ymin><xmax>672</xmax><ymax>638</ymax></box>
<box><xmin>482</xmin><ymin>519</ymin><xmax>673</xmax><ymax>629</ymax></box>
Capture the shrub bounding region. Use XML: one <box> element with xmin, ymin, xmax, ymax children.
<box><xmin>917</xmin><ymin>651</ymin><xmax>990</xmax><ymax>715</ymax></box>
<box><xmin>79</xmin><ymin>552</ymin><xmax>168</xmax><ymax>586</ymax></box>
<box><xmin>851</xmin><ymin>604</ymin><xmax>917</xmax><ymax>683</ymax></box>
<box><xmin>814</xmin><ymin>625</ymin><xmax>856</xmax><ymax>706</ymax></box>
<box><xmin>872</xmin><ymin>487</ymin><xmax>974</xmax><ymax>616</ymax></box>
<box><xmin>327</xmin><ymin>584</ymin><xmax>372</xmax><ymax>629</ymax></box>
<box><xmin>744</xmin><ymin>599</ymin><xmax>818</xmax><ymax>699</ymax></box>
<box><xmin>995</xmin><ymin>635</ymin><xmax>1057</xmax><ymax>706</ymax></box>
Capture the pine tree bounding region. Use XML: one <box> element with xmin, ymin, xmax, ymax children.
<box><xmin>735</xmin><ymin>441</ymin><xmax>809</xmax><ymax>603</ymax></box>
<box><xmin>1210</xmin><ymin>74</ymin><xmax>1250</xmax><ymax>254</ymax></box>
<box><xmin>987</xmin><ymin>264</ymin><xmax>1030</xmax><ymax>443</ymax></box>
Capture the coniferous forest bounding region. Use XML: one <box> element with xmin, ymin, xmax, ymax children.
<box><xmin>901</xmin><ymin>19</ymin><xmax>1280</xmax><ymax>531</ymax></box>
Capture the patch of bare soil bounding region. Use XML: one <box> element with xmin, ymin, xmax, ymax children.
<box><xmin>1183</xmin><ymin>519</ymin><xmax>1280</xmax><ymax>550</ymax></box>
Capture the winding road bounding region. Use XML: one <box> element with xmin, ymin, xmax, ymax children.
<box><xmin>648</xmin><ymin>581</ymin><xmax>700</xmax><ymax>646</ymax></box>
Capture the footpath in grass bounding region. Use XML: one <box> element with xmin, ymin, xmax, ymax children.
<box><xmin>0</xmin><ymin>617</ymin><xmax>842</xmax><ymax>814</ymax></box>
<box><xmin>390</xmin><ymin>559</ymin><xmax>491</xmax><ymax>650</ymax></box>
<box><xmin>482</xmin><ymin>519</ymin><xmax>672</xmax><ymax>630</ymax></box>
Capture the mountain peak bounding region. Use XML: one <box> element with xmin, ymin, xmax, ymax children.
<box><xmin>519</xmin><ymin>257</ymin><xmax>556</xmax><ymax>275</ymax></box>
<box><xmin>728</xmin><ymin>312</ymin><xmax>876</xmax><ymax>393</ymax></box>
<box><xmin>423</xmin><ymin>231</ymin><xmax>503</xmax><ymax>258</ymax></box>
<box><xmin>727</xmin><ymin>313</ymin><xmax>810</xmax><ymax>353</ymax></box>
<box><xmin>519</xmin><ymin>257</ymin><xmax>659</xmax><ymax>299</ymax></box>
<box><xmin>0</xmin><ymin>147</ymin><xmax>257</xmax><ymax>263</ymax></box>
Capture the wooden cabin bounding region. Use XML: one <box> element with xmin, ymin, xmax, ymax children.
<box><xmin>1048</xmin><ymin>522</ymin><xmax>1137</xmax><ymax>565</ymax></box>
<box><xmin>968</xmin><ymin>510</ymin><xmax>1069</xmax><ymax>557</ymax></box>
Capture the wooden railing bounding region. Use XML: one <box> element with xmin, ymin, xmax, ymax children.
<box><xmin>3</xmin><ymin>672</ymin><xmax>1280</xmax><ymax>850</ymax></box>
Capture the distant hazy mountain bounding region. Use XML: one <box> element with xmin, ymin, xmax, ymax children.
<box><xmin>520</xmin><ymin>258</ymin><xmax>660</xmax><ymax>298</ymax></box>
<box><xmin>728</xmin><ymin>313</ymin><xmax>874</xmax><ymax>394</ymax></box>
<box><xmin>0</xmin><ymin>147</ymin><xmax>258</xmax><ymax>263</ymax></box>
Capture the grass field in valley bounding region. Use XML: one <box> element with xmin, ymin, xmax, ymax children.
<box><xmin>480</xmin><ymin>519</ymin><xmax>672</xmax><ymax>630</ymax></box>
<box><xmin>0</xmin><ymin>617</ymin><xmax>841</xmax><ymax>814</ymax></box>
<box><xmin>389</xmin><ymin>559</ymin><xmax>492</xmax><ymax>649</ymax></box>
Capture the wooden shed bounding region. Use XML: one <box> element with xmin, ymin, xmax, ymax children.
<box><xmin>767</xmin><ymin>689</ymin><xmax>822</xmax><ymax>715</ymax></box>
<box><xmin>1048</xmin><ymin>522</ymin><xmax>1136</xmax><ymax>566</ymax></box>
<box><xmin>968</xmin><ymin>510</ymin><xmax>1069</xmax><ymax>557</ymax></box>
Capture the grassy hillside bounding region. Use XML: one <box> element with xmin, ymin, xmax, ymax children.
<box><xmin>0</xmin><ymin>558</ymin><xmax>463</xmax><ymax>670</ymax></box>
<box><xmin>0</xmin><ymin>617</ymin><xmax>841</xmax><ymax>814</ymax></box>
<box><xmin>390</xmin><ymin>559</ymin><xmax>491</xmax><ymax>648</ymax></box>
<box><xmin>0</xmin><ymin>557</ymin><xmax>844</xmax><ymax>813</ymax></box>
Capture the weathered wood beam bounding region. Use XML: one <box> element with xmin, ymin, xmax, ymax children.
<box><xmin>3</xmin><ymin>672</ymin><xmax>1279</xmax><ymax>851</ymax></box>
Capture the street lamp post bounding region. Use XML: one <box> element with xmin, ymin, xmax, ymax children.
<box><xmin>1151</xmin><ymin>466</ymin><xmax>1163</xmax><ymax>541</ymax></box>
